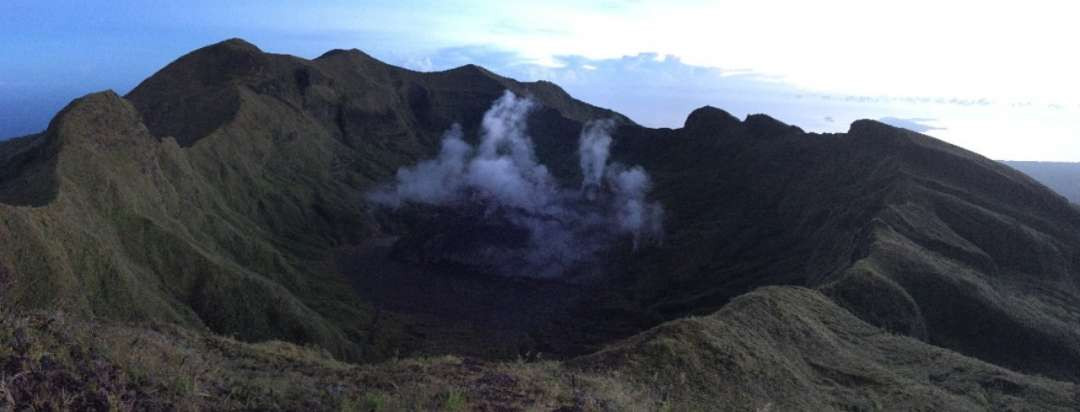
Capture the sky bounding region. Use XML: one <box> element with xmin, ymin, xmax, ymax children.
<box><xmin>2</xmin><ymin>0</ymin><xmax>1079</xmax><ymax>160</ymax></box>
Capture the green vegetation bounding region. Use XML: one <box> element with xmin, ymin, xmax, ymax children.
<box><xmin>3</xmin><ymin>38</ymin><xmax>1080</xmax><ymax>409</ymax></box>
<box><xmin>0</xmin><ymin>39</ymin><xmax>630</xmax><ymax>366</ymax></box>
<box><xmin>2</xmin><ymin>287</ymin><xmax>1076</xmax><ymax>410</ymax></box>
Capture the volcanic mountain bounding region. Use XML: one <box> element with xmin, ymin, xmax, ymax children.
<box><xmin>1</xmin><ymin>39</ymin><xmax>1078</xmax><ymax>410</ymax></box>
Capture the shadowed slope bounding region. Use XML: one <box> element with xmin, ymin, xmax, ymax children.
<box><xmin>0</xmin><ymin>133</ymin><xmax>56</xmax><ymax>207</ymax></box>
<box><xmin>2</xmin><ymin>38</ymin><xmax>1080</xmax><ymax>393</ymax></box>
<box><xmin>609</xmin><ymin>110</ymin><xmax>1080</xmax><ymax>381</ymax></box>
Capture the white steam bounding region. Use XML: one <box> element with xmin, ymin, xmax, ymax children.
<box><xmin>369</xmin><ymin>91</ymin><xmax>663</xmax><ymax>277</ymax></box>
<box><xmin>608</xmin><ymin>164</ymin><xmax>665</xmax><ymax>250</ymax></box>
<box><xmin>579</xmin><ymin>118</ymin><xmax>614</xmax><ymax>197</ymax></box>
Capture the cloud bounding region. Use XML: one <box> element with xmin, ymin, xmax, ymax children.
<box><xmin>368</xmin><ymin>91</ymin><xmax>663</xmax><ymax>278</ymax></box>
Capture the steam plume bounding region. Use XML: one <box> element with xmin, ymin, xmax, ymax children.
<box><xmin>579</xmin><ymin>118</ymin><xmax>614</xmax><ymax>197</ymax></box>
<box><xmin>369</xmin><ymin>91</ymin><xmax>662</xmax><ymax>277</ymax></box>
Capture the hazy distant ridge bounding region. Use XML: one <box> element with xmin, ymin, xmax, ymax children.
<box><xmin>1004</xmin><ymin>161</ymin><xmax>1080</xmax><ymax>203</ymax></box>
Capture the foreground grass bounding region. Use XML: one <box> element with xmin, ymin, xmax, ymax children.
<box><xmin>0</xmin><ymin>305</ymin><xmax>660</xmax><ymax>411</ymax></box>
<box><xmin>2</xmin><ymin>287</ymin><xmax>1077</xmax><ymax>411</ymax></box>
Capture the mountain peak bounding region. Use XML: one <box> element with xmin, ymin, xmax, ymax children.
<box><xmin>453</xmin><ymin>63</ymin><xmax>490</xmax><ymax>74</ymax></box>
<box><xmin>0</xmin><ymin>89</ymin><xmax>147</xmax><ymax>206</ymax></box>
<box><xmin>159</xmin><ymin>37</ymin><xmax>268</xmax><ymax>82</ymax></box>
<box><xmin>437</xmin><ymin>63</ymin><xmax>501</xmax><ymax>81</ymax></box>
<box><xmin>316</xmin><ymin>47</ymin><xmax>381</xmax><ymax>63</ymax></box>
<box><xmin>207</xmin><ymin>37</ymin><xmax>262</xmax><ymax>53</ymax></box>
<box><xmin>47</xmin><ymin>90</ymin><xmax>146</xmax><ymax>148</ymax></box>
<box><xmin>125</xmin><ymin>39</ymin><xmax>270</xmax><ymax>145</ymax></box>
<box><xmin>683</xmin><ymin>105</ymin><xmax>742</xmax><ymax>132</ymax></box>
<box><xmin>318</xmin><ymin>48</ymin><xmax>360</xmax><ymax>58</ymax></box>
<box><xmin>847</xmin><ymin>118</ymin><xmax>899</xmax><ymax>136</ymax></box>
<box><xmin>744</xmin><ymin>113</ymin><xmax>803</xmax><ymax>138</ymax></box>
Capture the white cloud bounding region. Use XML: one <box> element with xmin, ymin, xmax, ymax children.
<box><xmin>402</xmin><ymin>45</ymin><xmax>1079</xmax><ymax>162</ymax></box>
<box><xmin>311</xmin><ymin>0</ymin><xmax>1079</xmax><ymax>104</ymax></box>
<box><xmin>6</xmin><ymin>0</ymin><xmax>1078</xmax><ymax>159</ymax></box>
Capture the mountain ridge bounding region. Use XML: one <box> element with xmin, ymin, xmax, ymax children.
<box><xmin>2</xmin><ymin>38</ymin><xmax>1080</xmax><ymax>409</ymax></box>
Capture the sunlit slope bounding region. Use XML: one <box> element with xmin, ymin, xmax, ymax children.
<box><xmin>0</xmin><ymin>39</ymin><xmax>627</xmax><ymax>362</ymax></box>
<box><xmin>3</xmin><ymin>287</ymin><xmax>1075</xmax><ymax>410</ymax></box>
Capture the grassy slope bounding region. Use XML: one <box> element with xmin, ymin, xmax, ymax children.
<box><xmin>578</xmin><ymin>287</ymin><xmax>1079</xmax><ymax>411</ymax></box>
<box><xmin>2</xmin><ymin>38</ymin><xmax>1080</xmax><ymax>409</ymax></box>
<box><xmin>2</xmin><ymin>287</ymin><xmax>1075</xmax><ymax>411</ymax></box>
<box><xmin>0</xmin><ymin>39</ymin><xmax>627</xmax><ymax>363</ymax></box>
<box><xmin>0</xmin><ymin>91</ymin><xmax>370</xmax><ymax>360</ymax></box>
<box><xmin>609</xmin><ymin>112</ymin><xmax>1080</xmax><ymax>381</ymax></box>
